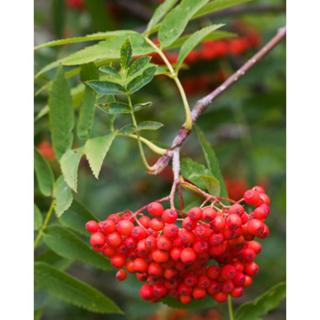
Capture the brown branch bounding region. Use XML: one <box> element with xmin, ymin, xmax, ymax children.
<box><xmin>149</xmin><ymin>26</ymin><xmax>286</xmax><ymax>175</ymax></box>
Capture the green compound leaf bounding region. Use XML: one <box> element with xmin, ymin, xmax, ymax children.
<box><xmin>176</xmin><ymin>24</ymin><xmax>224</xmax><ymax>71</ymax></box>
<box><xmin>200</xmin><ymin>175</ymin><xmax>221</xmax><ymax>197</ymax></box>
<box><xmin>35</xmin><ymin>262</ymin><xmax>123</xmax><ymax>314</ymax></box>
<box><xmin>49</xmin><ymin>67</ymin><xmax>74</xmax><ymax>159</ymax></box>
<box><xmin>146</xmin><ymin>0</ymin><xmax>179</xmax><ymax>33</ymax></box>
<box><xmin>59</xmin><ymin>200</ymin><xmax>98</xmax><ymax>236</ymax></box>
<box><xmin>43</xmin><ymin>225</ymin><xmax>110</xmax><ymax>270</ymax></box>
<box><xmin>53</xmin><ymin>176</ymin><xmax>73</xmax><ymax>217</ymax></box>
<box><xmin>136</xmin><ymin>121</ymin><xmax>164</xmax><ymax>131</ymax></box>
<box><xmin>86</xmin><ymin>80</ymin><xmax>125</xmax><ymax>96</ymax></box>
<box><xmin>235</xmin><ymin>282</ymin><xmax>286</xmax><ymax>320</ymax></box>
<box><xmin>128</xmin><ymin>56</ymin><xmax>151</xmax><ymax>78</ymax></box>
<box><xmin>120</xmin><ymin>38</ymin><xmax>132</xmax><ymax>69</ymax></box>
<box><xmin>106</xmin><ymin>102</ymin><xmax>131</xmax><ymax>115</ymax></box>
<box><xmin>34</xmin><ymin>149</ymin><xmax>55</xmax><ymax>197</ymax></box>
<box><xmin>60</xmin><ymin>149</ymin><xmax>83</xmax><ymax>192</ymax></box>
<box><xmin>34</xmin><ymin>30</ymin><xmax>136</xmax><ymax>50</ymax></box>
<box><xmin>158</xmin><ymin>0</ymin><xmax>209</xmax><ymax>48</ymax></box>
<box><xmin>84</xmin><ymin>133</ymin><xmax>116</xmax><ymax>179</ymax></box>
<box><xmin>195</xmin><ymin>126</ymin><xmax>228</xmax><ymax>197</ymax></box>
<box><xmin>127</xmin><ymin>66</ymin><xmax>156</xmax><ymax>94</ymax></box>
<box><xmin>34</xmin><ymin>204</ymin><xmax>43</xmax><ymax>231</ymax></box>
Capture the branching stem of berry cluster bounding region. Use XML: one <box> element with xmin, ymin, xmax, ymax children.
<box><xmin>149</xmin><ymin>26</ymin><xmax>286</xmax><ymax>175</ymax></box>
<box><xmin>34</xmin><ymin>200</ymin><xmax>55</xmax><ymax>248</ymax></box>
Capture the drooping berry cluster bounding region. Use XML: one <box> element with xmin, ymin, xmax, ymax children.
<box><xmin>86</xmin><ymin>185</ymin><xmax>270</xmax><ymax>304</ymax></box>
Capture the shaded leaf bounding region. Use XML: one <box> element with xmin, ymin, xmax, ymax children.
<box><xmin>158</xmin><ymin>0</ymin><xmax>209</xmax><ymax>48</ymax></box>
<box><xmin>49</xmin><ymin>67</ymin><xmax>74</xmax><ymax>159</ymax></box>
<box><xmin>34</xmin><ymin>149</ymin><xmax>55</xmax><ymax>197</ymax></box>
<box><xmin>176</xmin><ymin>24</ymin><xmax>224</xmax><ymax>70</ymax></box>
<box><xmin>119</xmin><ymin>124</ymin><xmax>135</xmax><ymax>135</ymax></box>
<box><xmin>84</xmin><ymin>134</ymin><xmax>116</xmax><ymax>178</ymax></box>
<box><xmin>128</xmin><ymin>56</ymin><xmax>151</xmax><ymax>78</ymax></box>
<box><xmin>77</xmin><ymin>87</ymin><xmax>96</xmax><ymax>141</ymax></box>
<box><xmin>107</xmin><ymin>102</ymin><xmax>131</xmax><ymax>115</ymax></box>
<box><xmin>53</xmin><ymin>176</ymin><xmax>73</xmax><ymax>217</ymax></box>
<box><xmin>43</xmin><ymin>225</ymin><xmax>110</xmax><ymax>270</ymax></box>
<box><xmin>134</xmin><ymin>101</ymin><xmax>153</xmax><ymax>112</ymax></box>
<box><xmin>200</xmin><ymin>175</ymin><xmax>220</xmax><ymax>197</ymax></box>
<box><xmin>86</xmin><ymin>80</ymin><xmax>125</xmax><ymax>96</ymax></box>
<box><xmin>235</xmin><ymin>282</ymin><xmax>286</xmax><ymax>320</ymax></box>
<box><xmin>36</xmin><ymin>250</ymin><xmax>72</xmax><ymax>270</ymax></box>
<box><xmin>146</xmin><ymin>0</ymin><xmax>179</xmax><ymax>32</ymax></box>
<box><xmin>128</xmin><ymin>66</ymin><xmax>156</xmax><ymax>94</ymax></box>
<box><xmin>60</xmin><ymin>149</ymin><xmax>83</xmax><ymax>192</ymax></box>
<box><xmin>59</xmin><ymin>201</ymin><xmax>98</xmax><ymax>236</ymax></box>
<box><xmin>181</xmin><ymin>158</ymin><xmax>210</xmax><ymax>190</ymax></box>
<box><xmin>193</xmin><ymin>0</ymin><xmax>252</xmax><ymax>19</ymax></box>
<box><xmin>35</xmin><ymin>262</ymin><xmax>123</xmax><ymax>314</ymax></box>
<box><xmin>34</xmin><ymin>204</ymin><xmax>43</xmax><ymax>231</ymax></box>
<box><xmin>80</xmin><ymin>62</ymin><xmax>99</xmax><ymax>82</ymax></box>
<box><xmin>195</xmin><ymin>126</ymin><xmax>228</xmax><ymax>197</ymax></box>
<box><xmin>120</xmin><ymin>38</ymin><xmax>132</xmax><ymax>69</ymax></box>
<box><xmin>99</xmin><ymin>65</ymin><xmax>120</xmax><ymax>79</ymax></box>
<box><xmin>136</xmin><ymin>121</ymin><xmax>163</xmax><ymax>131</ymax></box>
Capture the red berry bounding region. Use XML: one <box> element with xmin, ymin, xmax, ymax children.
<box><xmin>147</xmin><ymin>202</ymin><xmax>164</xmax><ymax>217</ymax></box>
<box><xmin>192</xmin><ymin>287</ymin><xmax>206</xmax><ymax>299</ymax></box>
<box><xmin>184</xmin><ymin>274</ymin><xmax>198</xmax><ymax>287</ymax></box>
<box><xmin>244</xmin><ymin>190</ymin><xmax>261</xmax><ymax>206</ymax></box>
<box><xmin>133</xmin><ymin>258</ymin><xmax>148</xmax><ymax>272</ymax></box>
<box><xmin>140</xmin><ymin>284</ymin><xmax>153</xmax><ymax>300</ymax></box>
<box><xmin>85</xmin><ymin>220</ymin><xmax>99</xmax><ymax>233</ymax></box>
<box><xmin>212</xmin><ymin>215</ymin><xmax>225</xmax><ymax>231</ymax></box>
<box><xmin>198</xmin><ymin>275</ymin><xmax>210</xmax><ymax>289</ymax></box>
<box><xmin>221</xmin><ymin>265</ymin><xmax>236</xmax><ymax>280</ymax></box>
<box><xmin>229</xmin><ymin>203</ymin><xmax>245</xmax><ymax>216</ymax></box>
<box><xmin>213</xmin><ymin>292</ymin><xmax>227</xmax><ymax>303</ymax></box>
<box><xmin>163</xmin><ymin>224</ymin><xmax>179</xmax><ymax>239</ymax></box>
<box><xmin>162</xmin><ymin>209</ymin><xmax>178</xmax><ymax>223</ymax></box>
<box><xmin>111</xmin><ymin>255</ymin><xmax>126</xmax><ymax>268</ymax></box>
<box><xmin>259</xmin><ymin>193</ymin><xmax>270</xmax><ymax>205</ymax></box>
<box><xmin>252</xmin><ymin>204</ymin><xmax>269</xmax><ymax>220</ymax></box>
<box><xmin>244</xmin><ymin>262</ymin><xmax>259</xmax><ymax>276</ymax></box>
<box><xmin>231</xmin><ymin>287</ymin><xmax>244</xmax><ymax>297</ymax></box>
<box><xmin>209</xmin><ymin>233</ymin><xmax>224</xmax><ymax>246</ymax></box>
<box><xmin>131</xmin><ymin>226</ymin><xmax>148</xmax><ymax>239</ymax></box>
<box><xmin>148</xmin><ymin>262</ymin><xmax>163</xmax><ymax>277</ymax></box>
<box><xmin>180</xmin><ymin>248</ymin><xmax>197</xmax><ymax>263</ymax></box>
<box><xmin>116</xmin><ymin>269</ymin><xmax>127</xmax><ymax>281</ymax></box>
<box><xmin>226</xmin><ymin>214</ymin><xmax>242</xmax><ymax>230</ymax></box>
<box><xmin>170</xmin><ymin>247</ymin><xmax>181</xmax><ymax>261</ymax></box>
<box><xmin>99</xmin><ymin>220</ymin><xmax>115</xmax><ymax>234</ymax></box>
<box><xmin>102</xmin><ymin>246</ymin><xmax>116</xmax><ymax>257</ymax></box>
<box><xmin>203</xmin><ymin>207</ymin><xmax>217</xmax><ymax>221</ymax></box>
<box><xmin>244</xmin><ymin>275</ymin><xmax>253</xmax><ymax>287</ymax></box>
<box><xmin>117</xmin><ymin>220</ymin><xmax>134</xmax><ymax>236</ymax></box>
<box><xmin>90</xmin><ymin>232</ymin><xmax>105</xmax><ymax>247</ymax></box>
<box><xmin>207</xmin><ymin>265</ymin><xmax>220</xmax><ymax>279</ymax></box>
<box><xmin>108</xmin><ymin>214</ymin><xmax>120</xmax><ymax>223</ymax></box>
<box><xmin>247</xmin><ymin>219</ymin><xmax>265</xmax><ymax>236</ymax></box>
<box><xmin>208</xmin><ymin>281</ymin><xmax>220</xmax><ymax>295</ymax></box>
<box><xmin>182</xmin><ymin>217</ymin><xmax>196</xmax><ymax>231</ymax></box>
<box><xmin>248</xmin><ymin>240</ymin><xmax>262</xmax><ymax>254</ymax></box>
<box><xmin>233</xmin><ymin>272</ymin><xmax>246</xmax><ymax>286</ymax></box>
<box><xmin>180</xmin><ymin>295</ymin><xmax>191</xmax><ymax>304</ymax></box>
<box><xmin>187</xmin><ymin>207</ymin><xmax>203</xmax><ymax>221</ymax></box>
<box><xmin>193</xmin><ymin>240</ymin><xmax>209</xmax><ymax>254</ymax></box>
<box><xmin>138</xmin><ymin>215</ymin><xmax>151</xmax><ymax>228</ymax></box>
<box><xmin>152</xmin><ymin>250</ymin><xmax>169</xmax><ymax>263</ymax></box>
<box><xmin>157</xmin><ymin>236</ymin><xmax>172</xmax><ymax>251</ymax></box>
<box><xmin>150</xmin><ymin>218</ymin><xmax>164</xmax><ymax>231</ymax></box>
<box><xmin>222</xmin><ymin>280</ymin><xmax>234</xmax><ymax>293</ymax></box>
<box><xmin>106</xmin><ymin>232</ymin><xmax>122</xmax><ymax>248</ymax></box>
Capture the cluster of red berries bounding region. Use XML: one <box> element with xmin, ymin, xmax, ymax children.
<box><xmin>150</xmin><ymin>31</ymin><xmax>260</xmax><ymax>67</ymax></box>
<box><xmin>86</xmin><ymin>185</ymin><xmax>270</xmax><ymax>304</ymax></box>
<box><xmin>65</xmin><ymin>0</ymin><xmax>84</xmax><ymax>10</ymax></box>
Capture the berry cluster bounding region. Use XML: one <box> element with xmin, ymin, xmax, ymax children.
<box><xmin>86</xmin><ymin>185</ymin><xmax>270</xmax><ymax>304</ymax></box>
<box><xmin>150</xmin><ymin>31</ymin><xmax>260</xmax><ymax>66</ymax></box>
<box><xmin>65</xmin><ymin>0</ymin><xmax>84</xmax><ymax>10</ymax></box>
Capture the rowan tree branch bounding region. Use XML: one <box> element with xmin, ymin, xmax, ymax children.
<box><xmin>149</xmin><ymin>26</ymin><xmax>286</xmax><ymax>175</ymax></box>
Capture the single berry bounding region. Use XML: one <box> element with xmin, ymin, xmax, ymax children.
<box><xmin>180</xmin><ymin>248</ymin><xmax>197</xmax><ymax>264</ymax></box>
<box><xmin>116</xmin><ymin>269</ymin><xmax>127</xmax><ymax>281</ymax></box>
<box><xmin>85</xmin><ymin>220</ymin><xmax>99</xmax><ymax>233</ymax></box>
<box><xmin>147</xmin><ymin>202</ymin><xmax>164</xmax><ymax>217</ymax></box>
<box><xmin>162</xmin><ymin>209</ymin><xmax>178</xmax><ymax>223</ymax></box>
